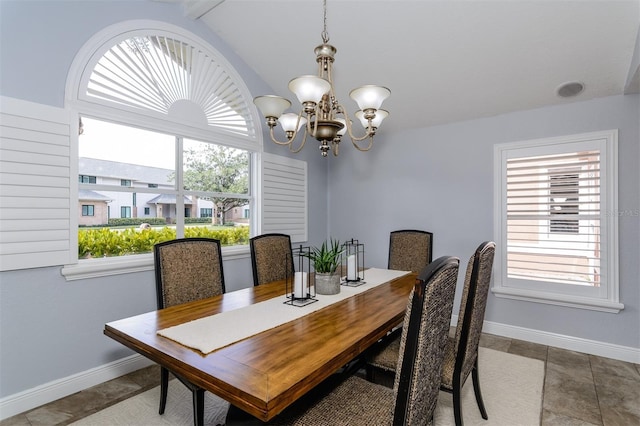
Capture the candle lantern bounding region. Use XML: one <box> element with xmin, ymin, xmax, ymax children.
<box><xmin>285</xmin><ymin>245</ymin><xmax>317</xmax><ymax>307</ymax></box>
<box><xmin>342</xmin><ymin>238</ymin><xmax>366</xmax><ymax>287</ymax></box>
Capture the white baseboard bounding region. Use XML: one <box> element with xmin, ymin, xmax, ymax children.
<box><xmin>2</xmin><ymin>321</ymin><xmax>639</xmax><ymax>421</ymax></box>
<box><xmin>0</xmin><ymin>354</ymin><xmax>154</xmax><ymax>421</ymax></box>
<box><xmin>450</xmin><ymin>314</ymin><xmax>640</xmax><ymax>364</ymax></box>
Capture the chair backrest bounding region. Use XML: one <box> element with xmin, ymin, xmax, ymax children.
<box><xmin>154</xmin><ymin>238</ymin><xmax>226</xmax><ymax>309</ymax></box>
<box><xmin>392</xmin><ymin>256</ymin><xmax>459</xmax><ymax>425</ymax></box>
<box><xmin>452</xmin><ymin>241</ymin><xmax>496</xmax><ymax>384</ymax></box>
<box><xmin>250</xmin><ymin>233</ymin><xmax>294</xmax><ymax>286</ymax></box>
<box><xmin>388</xmin><ymin>229</ymin><xmax>434</xmax><ymax>273</ymax></box>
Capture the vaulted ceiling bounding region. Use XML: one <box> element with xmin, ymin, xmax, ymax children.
<box><xmin>161</xmin><ymin>0</ymin><xmax>640</xmax><ymax>133</ymax></box>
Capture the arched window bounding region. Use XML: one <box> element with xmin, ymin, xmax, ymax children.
<box><xmin>65</xmin><ymin>21</ymin><xmax>262</xmax><ymax>268</ymax></box>
<box><xmin>81</xmin><ymin>31</ymin><xmax>256</xmax><ymax>137</ymax></box>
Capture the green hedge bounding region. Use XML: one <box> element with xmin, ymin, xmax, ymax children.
<box><xmin>82</xmin><ymin>218</ymin><xmax>220</xmax><ymax>227</ymax></box>
<box><xmin>107</xmin><ymin>218</ymin><xmax>167</xmax><ymax>226</ymax></box>
<box><xmin>78</xmin><ymin>226</ymin><xmax>250</xmax><ymax>258</ymax></box>
<box><xmin>186</xmin><ymin>218</ymin><xmax>214</xmax><ymax>224</ymax></box>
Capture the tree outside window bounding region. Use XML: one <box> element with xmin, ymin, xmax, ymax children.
<box><xmin>182</xmin><ymin>141</ymin><xmax>249</xmax><ymax>226</ymax></box>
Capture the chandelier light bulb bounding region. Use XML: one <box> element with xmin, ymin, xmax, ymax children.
<box><xmin>278</xmin><ymin>113</ymin><xmax>307</xmax><ymax>133</ymax></box>
<box><xmin>356</xmin><ymin>109</ymin><xmax>389</xmax><ymax>129</ymax></box>
<box><xmin>254</xmin><ymin>95</ymin><xmax>291</xmax><ymax>119</ymax></box>
<box><xmin>335</xmin><ymin>118</ymin><xmax>348</xmax><ymax>136</ymax></box>
<box><xmin>349</xmin><ymin>85</ymin><xmax>391</xmax><ymax>111</ymax></box>
<box><xmin>288</xmin><ymin>75</ymin><xmax>331</xmax><ymax>104</ymax></box>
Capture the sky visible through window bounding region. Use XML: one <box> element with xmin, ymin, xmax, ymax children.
<box><xmin>80</xmin><ymin>117</ymin><xmax>175</xmax><ymax>169</ymax></box>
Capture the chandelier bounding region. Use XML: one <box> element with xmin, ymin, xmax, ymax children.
<box><xmin>253</xmin><ymin>0</ymin><xmax>390</xmax><ymax>158</ymax></box>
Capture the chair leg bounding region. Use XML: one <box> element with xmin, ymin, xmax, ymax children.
<box><xmin>192</xmin><ymin>388</ymin><xmax>205</xmax><ymax>426</ymax></box>
<box><xmin>451</xmin><ymin>371</ymin><xmax>464</xmax><ymax>426</ymax></box>
<box><xmin>471</xmin><ymin>358</ymin><xmax>488</xmax><ymax>420</ymax></box>
<box><xmin>159</xmin><ymin>367</ymin><xmax>169</xmax><ymax>415</ymax></box>
<box><xmin>452</xmin><ymin>384</ymin><xmax>464</xmax><ymax>426</ymax></box>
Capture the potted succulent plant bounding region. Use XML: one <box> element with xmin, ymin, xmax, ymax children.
<box><xmin>304</xmin><ymin>238</ymin><xmax>344</xmax><ymax>295</ymax></box>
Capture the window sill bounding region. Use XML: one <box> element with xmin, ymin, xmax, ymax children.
<box><xmin>491</xmin><ymin>286</ymin><xmax>624</xmax><ymax>313</ymax></box>
<box><xmin>61</xmin><ymin>245</ymin><xmax>250</xmax><ymax>281</ymax></box>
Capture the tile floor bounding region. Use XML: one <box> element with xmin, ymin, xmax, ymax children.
<box><xmin>2</xmin><ymin>333</ymin><xmax>639</xmax><ymax>426</ymax></box>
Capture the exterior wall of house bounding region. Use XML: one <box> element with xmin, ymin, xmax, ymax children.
<box><xmin>78</xmin><ymin>201</ymin><xmax>109</xmax><ymax>226</ymax></box>
<box><xmin>77</xmin><ymin>161</ymin><xmax>228</xmax><ymax>224</ymax></box>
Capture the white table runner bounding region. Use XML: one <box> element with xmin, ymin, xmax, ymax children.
<box><xmin>157</xmin><ymin>268</ymin><xmax>410</xmax><ymax>354</ymax></box>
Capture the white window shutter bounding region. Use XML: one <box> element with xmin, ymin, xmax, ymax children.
<box><xmin>493</xmin><ymin>129</ymin><xmax>622</xmax><ymax>312</ymax></box>
<box><xmin>505</xmin><ymin>150</ymin><xmax>601</xmax><ymax>285</ymax></box>
<box><xmin>260</xmin><ymin>153</ymin><xmax>307</xmax><ymax>243</ymax></box>
<box><xmin>0</xmin><ymin>96</ymin><xmax>73</xmax><ymax>271</ymax></box>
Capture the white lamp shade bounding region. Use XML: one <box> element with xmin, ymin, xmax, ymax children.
<box><xmin>278</xmin><ymin>113</ymin><xmax>307</xmax><ymax>132</ymax></box>
<box><xmin>335</xmin><ymin>118</ymin><xmax>348</xmax><ymax>136</ymax></box>
<box><xmin>288</xmin><ymin>75</ymin><xmax>331</xmax><ymax>104</ymax></box>
<box><xmin>254</xmin><ymin>95</ymin><xmax>291</xmax><ymax>118</ymax></box>
<box><xmin>349</xmin><ymin>85</ymin><xmax>391</xmax><ymax>110</ymax></box>
<box><xmin>355</xmin><ymin>109</ymin><xmax>389</xmax><ymax>129</ymax></box>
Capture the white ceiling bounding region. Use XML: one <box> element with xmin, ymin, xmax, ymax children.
<box><xmin>167</xmin><ymin>0</ymin><xmax>640</xmax><ymax>133</ymax></box>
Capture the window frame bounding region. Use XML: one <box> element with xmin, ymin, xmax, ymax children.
<box><xmin>120</xmin><ymin>206</ymin><xmax>132</xmax><ymax>218</ymax></box>
<box><xmin>492</xmin><ymin>129</ymin><xmax>623</xmax><ymax>313</ymax></box>
<box><xmin>61</xmin><ymin>21</ymin><xmax>265</xmax><ymax>280</ymax></box>
<box><xmin>81</xmin><ymin>205</ymin><xmax>95</xmax><ymax>217</ymax></box>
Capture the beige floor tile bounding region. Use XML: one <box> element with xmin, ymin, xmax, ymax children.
<box><xmin>0</xmin><ymin>414</ymin><xmax>31</xmax><ymax>426</ymax></box>
<box><xmin>593</xmin><ymin>374</ymin><xmax>640</xmax><ymax>426</ymax></box>
<box><xmin>543</xmin><ymin>363</ymin><xmax>602</xmax><ymax>425</ymax></box>
<box><xmin>542</xmin><ymin>408</ymin><xmax>601</xmax><ymax>426</ymax></box>
<box><xmin>479</xmin><ymin>333</ymin><xmax>512</xmax><ymax>352</ymax></box>
<box><xmin>547</xmin><ymin>347</ymin><xmax>594</xmax><ymax>384</ymax></box>
<box><xmin>508</xmin><ymin>338</ymin><xmax>549</xmax><ymax>362</ymax></box>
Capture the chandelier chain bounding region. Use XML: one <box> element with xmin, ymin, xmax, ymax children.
<box><xmin>321</xmin><ymin>0</ymin><xmax>329</xmax><ymax>43</ymax></box>
<box><xmin>252</xmin><ymin>0</ymin><xmax>390</xmax><ymax>157</ymax></box>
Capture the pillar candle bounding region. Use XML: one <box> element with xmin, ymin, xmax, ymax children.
<box><xmin>347</xmin><ymin>254</ymin><xmax>357</xmax><ymax>280</ymax></box>
<box><xmin>294</xmin><ymin>272</ymin><xmax>308</xmax><ymax>298</ymax></box>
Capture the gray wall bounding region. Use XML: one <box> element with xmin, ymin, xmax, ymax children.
<box><xmin>328</xmin><ymin>94</ymin><xmax>640</xmax><ymax>349</ymax></box>
<box><xmin>0</xmin><ymin>0</ymin><xmax>329</xmax><ymax>398</ymax></box>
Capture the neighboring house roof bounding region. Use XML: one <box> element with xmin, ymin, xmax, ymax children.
<box><xmin>79</xmin><ymin>157</ymin><xmax>174</xmax><ymax>184</ymax></box>
<box><xmin>147</xmin><ymin>194</ymin><xmax>193</xmax><ymax>205</ymax></box>
<box><xmin>79</xmin><ymin>189</ymin><xmax>112</xmax><ymax>202</ymax></box>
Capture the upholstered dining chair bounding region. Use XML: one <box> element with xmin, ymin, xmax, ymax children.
<box><xmin>365</xmin><ymin>241</ymin><xmax>496</xmax><ymax>426</ymax></box>
<box><xmin>441</xmin><ymin>241</ymin><xmax>495</xmax><ymax>426</ymax></box>
<box><xmin>154</xmin><ymin>237</ymin><xmax>226</xmax><ymax>426</ymax></box>
<box><xmin>249</xmin><ymin>233</ymin><xmax>294</xmax><ymax>286</ymax></box>
<box><xmin>262</xmin><ymin>256</ymin><xmax>459</xmax><ymax>426</ymax></box>
<box><xmin>388</xmin><ymin>229</ymin><xmax>433</xmax><ymax>273</ymax></box>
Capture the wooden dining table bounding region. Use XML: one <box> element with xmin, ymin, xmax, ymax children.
<box><xmin>104</xmin><ymin>270</ymin><xmax>416</xmax><ymax>423</ymax></box>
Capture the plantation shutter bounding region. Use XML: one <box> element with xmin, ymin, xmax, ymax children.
<box><xmin>0</xmin><ymin>96</ymin><xmax>73</xmax><ymax>271</ymax></box>
<box><xmin>506</xmin><ymin>149</ymin><xmax>601</xmax><ymax>286</ymax></box>
<box><xmin>261</xmin><ymin>153</ymin><xmax>307</xmax><ymax>243</ymax></box>
<box><xmin>82</xmin><ymin>33</ymin><xmax>255</xmax><ymax>139</ymax></box>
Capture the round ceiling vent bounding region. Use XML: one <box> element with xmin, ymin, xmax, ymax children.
<box><xmin>556</xmin><ymin>81</ymin><xmax>585</xmax><ymax>98</ymax></box>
